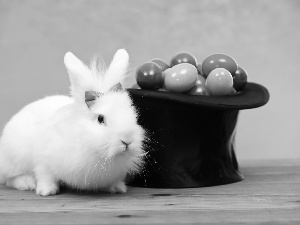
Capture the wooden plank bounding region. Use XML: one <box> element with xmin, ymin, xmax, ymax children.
<box><xmin>0</xmin><ymin>210</ymin><xmax>300</xmax><ymax>225</ymax></box>
<box><xmin>0</xmin><ymin>159</ymin><xmax>299</xmax><ymax>224</ymax></box>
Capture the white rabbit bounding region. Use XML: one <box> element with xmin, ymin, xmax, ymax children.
<box><xmin>0</xmin><ymin>49</ymin><xmax>145</xmax><ymax>196</ymax></box>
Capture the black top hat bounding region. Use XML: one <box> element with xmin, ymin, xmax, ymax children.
<box><xmin>127</xmin><ymin>83</ymin><xmax>269</xmax><ymax>188</ymax></box>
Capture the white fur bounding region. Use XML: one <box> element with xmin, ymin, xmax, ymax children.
<box><xmin>0</xmin><ymin>49</ymin><xmax>145</xmax><ymax>196</ymax></box>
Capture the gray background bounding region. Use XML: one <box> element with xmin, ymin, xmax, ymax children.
<box><xmin>0</xmin><ymin>0</ymin><xmax>299</xmax><ymax>160</ymax></box>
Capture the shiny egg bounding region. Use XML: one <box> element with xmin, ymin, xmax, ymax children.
<box><xmin>164</xmin><ymin>63</ymin><xmax>198</xmax><ymax>93</ymax></box>
<box><xmin>151</xmin><ymin>59</ymin><xmax>169</xmax><ymax>72</ymax></box>
<box><xmin>202</xmin><ymin>53</ymin><xmax>238</xmax><ymax>78</ymax></box>
<box><xmin>188</xmin><ymin>84</ymin><xmax>210</xmax><ymax>96</ymax></box>
<box><xmin>136</xmin><ymin>62</ymin><xmax>163</xmax><ymax>90</ymax></box>
<box><xmin>205</xmin><ymin>68</ymin><xmax>233</xmax><ymax>96</ymax></box>
<box><xmin>233</xmin><ymin>66</ymin><xmax>248</xmax><ymax>91</ymax></box>
<box><xmin>170</xmin><ymin>52</ymin><xmax>198</xmax><ymax>67</ymax></box>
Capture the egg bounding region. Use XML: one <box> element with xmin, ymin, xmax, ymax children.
<box><xmin>170</xmin><ymin>52</ymin><xmax>198</xmax><ymax>67</ymax></box>
<box><xmin>136</xmin><ymin>62</ymin><xmax>163</xmax><ymax>90</ymax></box>
<box><xmin>164</xmin><ymin>63</ymin><xmax>197</xmax><ymax>93</ymax></box>
<box><xmin>151</xmin><ymin>59</ymin><xmax>169</xmax><ymax>72</ymax></box>
<box><xmin>205</xmin><ymin>68</ymin><xmax>233</xmax><ymax>96</ymax></box>
<box><xmin>196</xmin><ymin>75</ymin><xmax>206</xmax><ymax>85</ymax></box>
<box><xmin>197</xmin><ymin>64</ymin><xmax>204</xmax><ymax>76</ymax></box>
<box><xmin>202</xmin><ymin>54</ymin><xmax>238</xmax><ymax>78</ymax></box>
<box><xmin>188</xmin><ymin>84</ymin><xmax>210</xmax><ymax>96</ymax></box>
<box><xmin>233</xmin><ymin>66</ymin><xmax>248</xmax><ymax>91</ymax></box>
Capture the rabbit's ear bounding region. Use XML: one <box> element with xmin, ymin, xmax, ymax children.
<box><xmin>103</xmin><ymin>49</ymin><xmax>129</xmax><ymax>91</ymax></box>
<box><xmin>64</xmin><ymin>52</ymin><xmax>94</xmax><ymax>102</ymax></box>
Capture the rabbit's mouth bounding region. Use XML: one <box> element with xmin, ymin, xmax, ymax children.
<box><xmin>115</xmin><ymin>143</ymin><xmax>142</xmax><ymax>158</ymax></box>
<box><xmin>117</xmin><ymin>146</ymin><xmax>133</xmax><ymax>156</ymax></box>
<box><xmin>105</xmin><ymin>138</ymin><xmax>144</xmax><ymax>159</ymax></box>
<box><xmin>116</xmin><ymin>140</ymin><xmax>135</xmax><ymax>154</ymax></box>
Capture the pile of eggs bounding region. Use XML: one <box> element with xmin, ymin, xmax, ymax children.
<box><xmin>133</xmin><ymin>52</ymin><xmax>248</xmax><ymax>96</ymax></box>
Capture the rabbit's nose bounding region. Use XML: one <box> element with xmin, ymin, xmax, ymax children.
<box><xmin>121</xmin><ymin>140</ymin><xmax>133</xmax><ymax>149</ymax></box>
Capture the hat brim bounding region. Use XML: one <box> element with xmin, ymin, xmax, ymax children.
<box><xmin>127</xmin><ymin>82</ymin><xmax>269</xmax><ymax>110</ymax></box>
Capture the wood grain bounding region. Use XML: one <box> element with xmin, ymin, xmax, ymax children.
<box><xmin>0</xmin><ymin>159</ymin><xmax>299</xmax><ymax>224</ymax></box>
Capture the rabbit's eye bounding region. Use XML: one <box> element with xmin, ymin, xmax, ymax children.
<box><xmin>98</xmin><ymin>115</ymin><xmax>105</xmax><ymax>124</ymax></box>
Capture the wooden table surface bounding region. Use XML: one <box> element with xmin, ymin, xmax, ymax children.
<box><xmin>0</xmin><ymin>159</ymin><xmax>299</xmax><ymax>225</ymax></box>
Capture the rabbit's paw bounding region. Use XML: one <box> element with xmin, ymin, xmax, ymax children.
<box><xmin>36</xmin><ymin>180</ymin><xmax>59</xmax><ymax>196</ymax></box>
<box><xmin>6</xmin><ymin>174</ymin><xmax>36</xmax><ymax>191</ymax></box>
<box><xmin>108</xmin><ymin>181</ymin><xmax>127</xmax><ymax>194</ymax></box>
